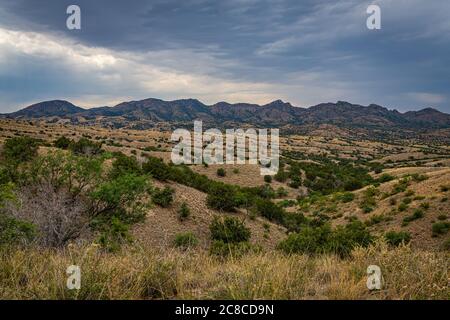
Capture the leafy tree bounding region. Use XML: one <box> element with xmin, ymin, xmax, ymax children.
<box><xmin>255</xmin><ymin>199</ymin><xmax>285</xmax><ymax>224</ymax></box>
<box><xmin>206</xmin><ymin>184</ymin><xmax>238</xmax><ymax>212</ymax></box>
<box><xmin>90</xmin><ymin>173</ymin><xmax>150</xmax><ymax>219</ymax></box>
<box><xmin>54</xmin><ymin>136</ymin><xmax>72</xmax><ymax>150</ymax></box>
<box><xmin>277</xmin><ymin>220</ymin><xmax>373</xmax><ymax>257</ymax></box>
<box><xmin>0</xmin><ymin>182</ymin><xmax>36</xmax><ymax>245</ymax></box>
<box><xmin>142</xmin><ymin>157</ymin><xmax>171</xmax><ymax>181</ymax></box>
<box><xmin>210</xmin><ymin>216</ymin><xmax>251</xmax><ymax>243</ymax></box>
<box><xmin>3</xmin><ymin>136</ymin><xmax>39</xmax><ymax>163</ymax></box>
<box><xmin>385</xmin><ymin>231</ymin><xmax>411</xmax><ymax>246</ymax></box>
<box><xmin>110</xmin><ymin>152</ymin><xmax>141</xmax><ymax>179</ymax></box>
<box><xmin>69</xmin><ymin>137</ymin><xmax>103</xmax><ymax>156</ymax></box>
<box><xmin>151</xmin><ymin>186</ymin><xmax>175</xmax><ymax>208</ymax></box>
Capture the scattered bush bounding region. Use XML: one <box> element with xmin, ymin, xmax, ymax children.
<box><xmin>276</xmin><ymin>187</ymin><xmax>288</xmax><ymax>198</ymax></box>
<box><xmin>385</xmin><ymin>231</ymin><xmax>411</xmax><ymax>246</ymax></box>
<box><xmin>398</xmin><ymin>203</ymin><xmax>408</xmax><ymax>212</ymax></box>
<box><xmin>420</xmin><ymin>202</ymin><xmax>430</xmax><ymax>210</ymax></box>
<box><xmin>216</xmin><ymin>168</ymin><xmax>226</xmax><ymax>177</ymax></box>
<box><xmin>3</xmin><ymin>136</ymin><xmax>39</xmax><ymax>163</ymax></box>
<box><xmin>255</xmin><ymin>199</ymin><xmax>285</xmax><ymax>224</ymax></box>
<box><xmin>206</xmin><ymin>184</ymin><xmax>238</xmax><ymax>212</ymax></box>
<box><xmin>69</xmin><ymin>137</ymin><xmax>103</xmax><ymax>156</ymax></box>
<box><xmin>278</xmin><ymin>220</ymin><xmax>373</xmax><ymax>257</ymax></box>
<box><xmin>402</xmin><ymin>209</ymin><xmax>424</xmax><ymax>226</ymax></box>
<box><xmin>53</xmin><ymin>136</ymin><xmax>72</xmax><ymax>150</ymax></box>
<box><xmin>174</xmin><ymin>232</ymin><xmax>198</xmax><ymax>249</ymax></box>
<box><xmin>0</xmin><ymin>214</ymin><xmax>36</xmax><ymax>246</ymax></box>
<box><xmin>411</xmin><ymin>173</ymin><xmax>428</xmax><ymax>182</ymax></box>
<box><xmin>109</xmin><ymin>153</ymin><xmax>141</xmax><ymax>179</ymax></box>
<box><xmin>210</xmin><ymin>216</ymin><xmax>251</xmax><ymax>244</ymax></box>
<box><xmin>177</xmin><ymin>202</ymin><xmax>191</xmax><ymax>221</ymax></box>
<box><xmin>334</xmin><ymin>192</ymin><xmax>355</xmax><ymax>203</ymax></box>
<box><xmin>377</xmin><ymin>173</ymin><xmax>394</xmax><ymax>183</ymax></box>
<box><xmin>151</xmin><ymin>186</ymin><xmax>175</xmax><ymax>208</ymax></box>
<box><xmin>432</xmin><ymin>222</ymin><xmax>450</xmax><ymax>237</ymax></box>
<box><xmin>142</xmin><ymin>157</ymin><xmax>171</xmax><ymax>181</ymax></box>
<box><xmin>264</xmin><ymin>175</ymin><xmax>272</xmax><ymax>183</ymax></box>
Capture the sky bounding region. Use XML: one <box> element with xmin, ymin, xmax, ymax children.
<box><xmin>0</xmin><ymin>0</ymin><xmax>449</xmax><ymax>113</ymax></box>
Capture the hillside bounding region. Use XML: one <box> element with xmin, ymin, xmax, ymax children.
<box><xmin>3</xmin><ymin>98</ymin><xmax>450</xmax><ymax>132</ymax></box>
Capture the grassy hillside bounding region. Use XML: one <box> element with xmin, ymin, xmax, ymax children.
<box><xmin>0</xmin><ymin>119</ymin><xmax>449</xmax><ymax>300</ymax></box>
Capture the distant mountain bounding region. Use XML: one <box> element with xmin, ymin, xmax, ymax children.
<box><xmin>2</xmin><ymin>98</ymin><xmax>450</xmax><ymax>131</ymax></box>
<box><xmin>5</xmin><ymin>100</ymin><xmax>85</xmax><ymax>118</ymax></box>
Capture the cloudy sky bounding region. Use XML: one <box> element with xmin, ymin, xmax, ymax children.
<box><xmin>0</xmin><ymin>0</ymin><xmax>449</xmax><ymax>113</ymax></box>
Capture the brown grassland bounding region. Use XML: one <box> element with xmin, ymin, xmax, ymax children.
<box><xmin>0</xmin><ymin>119</ymin><xmax>449</xmax><ymax>300</ymax></box>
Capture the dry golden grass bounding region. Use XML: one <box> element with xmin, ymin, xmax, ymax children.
<box><xmin>0</xmin><ymin>241</ymin><xmax>448</xmax><ymax>300</ymax></box>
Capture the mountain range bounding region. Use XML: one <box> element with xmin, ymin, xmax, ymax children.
<box><xmin>2</xmin><ymin>98</ymin><xmax>450</xmax><ymax>131</ymax></box>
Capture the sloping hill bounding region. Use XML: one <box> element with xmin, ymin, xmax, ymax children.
<box><xmin>5</xmin><ymin>100</ymin><xmax>85</xmax><ymax>118</ymax></box>
<box><xmin>3</xmin><ymin>98</ymin><xmax>450</xmax><ymax>131</ymax></box>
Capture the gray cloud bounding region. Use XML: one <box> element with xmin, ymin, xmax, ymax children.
<box><xmin>0</xmin><ymin>0</ymin><xmax>449</xmax><ymax>113</ymax></box>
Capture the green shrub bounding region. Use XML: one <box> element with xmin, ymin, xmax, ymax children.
<box><xmin>402</xmin><ymin>209</ymin><xmax>424</xmax><ymax>226</ymax></box>
<box><xmin>3</xmin><ymin>136</ymin><xmax>39</xmax><ymax>163</ymax></box>
<box><xmin>142</xmin><ymin>157</ymin><xmax>171</xmax><ymax>181</ymax></box>
<box><xmin>385</xmin><ymin>231</ymin><xmax>411</xmax><ymax>246</ymax></box>
<box><xmin>0</xmin><ymin>214</ymin><xmax>36</xmax><ymax>246</ymax></box>
<box><xmin>443</xmin><ymin>238</ymin><xmax>450</xmax><ymax>251</ymax></box>
<box><xmin>398</xmin><ymin>202</ymin><xmax>408</xmax><ymax>212</ymax></box>
<box><xmin>276</xmin><ymin>187</ymin><xmax>288</xmax><ymax>198</ymax></box>
<box><xmin>277</xmin><ymin>225</ymin><xmax>330</xmax><ymax>255</ymax></box>
<box><xmin>151</xmin><ymin>186</ymin><xmax>175</xmax><ymax>208</ymax></box>
<box><xmin>210</xmin><ymin>216</ymin><xmax>251</xmax><ymax>244</ymax></box>
<box><xmin>109</xmin><ymin>153</ymin><xmax>141</xmax><ymax>179</ymax></box>
<box><xmin>366</xmin><ymin>214</ymin><xmax>386</xmax><ymax>226</ymax></box>
<box><xmin>69</xmin><ymin>137</ymin><xmax>103</xmax><ymax>156</ymax></box>
<box><xmin>255</xmin><ymin>199</ymin><xmax>285</xmax><ymax>224</ymax></box>
<box><xmin>174</xmin><ymin>232</ymin><xmax>198</xmax><ymax>249</ymax></box>
<box><xmin>377</xmin><ymin>173</ymin><xmax>394</xmax><ymax>183</ymax></box>
<box><xmin>335</xmin><ymin>192</ymin><xmax>355</xmax><ymax>203</ymax></box>
<box><xmin>264</xmin><ymin>175</ymin><xmax>272</xmax><ymax>183</ymax></box>
<box><xmin>391</xmin><ymin>178</ymin><xmax>410</xmax><ymax>195</ymax></box>
<box><xmin>96</xmin><ymin>216</ymin><xmax>132</xmax><ymax>252</ymax></box>
<box><xmin>420</xmin><ymin>202</ymin><xmax>430</xmax><ymax>210</ymax></box>
<box><xmin>54</xmin><ymin>136</ymin><xmax>72</xmax><ymax>149</ymax></box>
<box><xmin>216</xmin><ymin>168</ymin><xmax>226</xmax><ymax>177</ymax></box>
<box><xmin>437</xmin><ymin>214</ymin><xmax>447</xmax><ymax>221</ymax></box>
<box><xmin>277</xmin><ymin>220</ymin><xmax>372</xmax><ymax>257</ymax></box>
<box><xmin>178</xmin><ymin>202</ymin><xmax>191</xmax><ymax>221</ymax></box>
<box><xmin>288</xmin><ymin>176</ymin><xmax>302</xmax><ymax>189</ymax></box>
<box><xmin>274</xmin><ymin>168</ymin><xmax>288</xmax><ymax>182</ymax></box>
<box><xmin>206</xmin><ymin>184</ymin><xmax>238</xmax><ymax>212</ymax></box>
<box><xmin>402</xmin><ymin>197</ymin><xmax>412</xmax><ymax>205</ymax></box>
<box><xmin>432</xmin><ymin>222</ymin><xmax>450</xmax><ymax>237</ymax></box>
<box><xmin>411</xmin><ymin>173</ymin><xmax>428</xmax><ymax>182</ymax></box>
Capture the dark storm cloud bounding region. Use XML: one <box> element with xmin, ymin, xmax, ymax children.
<box><xmin>0</xmin><ymin>0</ymin><xmax>449</xmax><ymax>112</ymax></box>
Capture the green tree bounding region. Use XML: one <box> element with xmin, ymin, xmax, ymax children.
<box><xmin>3</xmin><ymin>136</ymin><xmax>39</xmax><ymax>163</ymax></box>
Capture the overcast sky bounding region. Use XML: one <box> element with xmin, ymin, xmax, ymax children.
<box><xmin>0</xmin><ymin>0</ymin><xmax>449</xmax><ymax>113</ymax></box>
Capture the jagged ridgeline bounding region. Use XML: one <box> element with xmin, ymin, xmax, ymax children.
<box><xmin>2</xmin><ymin>98</ymin><xmax>450</xmax><ymax>132</ymax></box>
